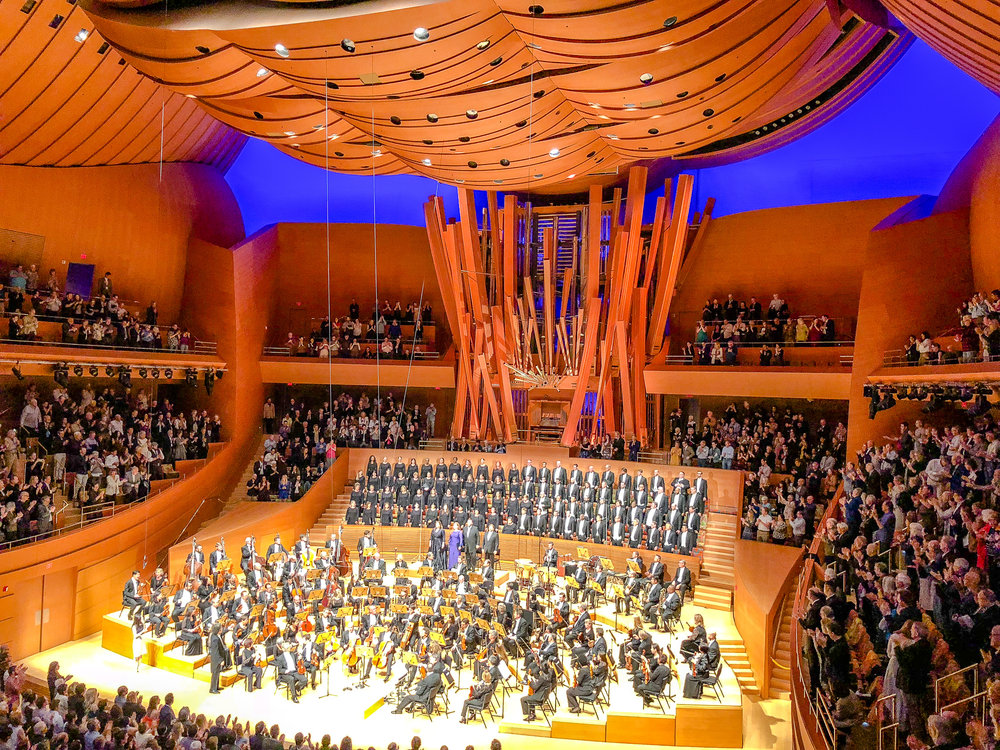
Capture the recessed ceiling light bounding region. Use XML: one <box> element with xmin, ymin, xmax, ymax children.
<box><xmin>548</xmin><ymin>147</ymin><xmax>559</xmax><ymax>157</ymax></box>
<box><xmin>467</xmin><ymin>160</ymin><xmax>478</xmax><ymax>168</ymax></box>
<box><xmin>426</xmin><ymin>113</ymin><xmax>438</xmax><ymax>123</ymax></box>
<box><xmin>567</xmin><ymin>174</ymin><xmax>575</xmax><ymax>179</ymax></box>
<box><xmin>476</xmin><ymin>39</ymin><xmax>490</xmax><ymax>50</ymax></box>
<box><xmin>533</xmin><ymin>173</ymin><xmax>543</xmax><ymax>179</ymax></box>
<box><xmin>528</xmin><ymin>4</ymin><xmax>544</xmax><ymax>15</ymax></box>
<box><xmin>185</xmin><ymin>94</ymin><xmax>197</xmax><ymax>99</ymax></box>
<box><xmin>648</xmin><ymin>128</ymin><xmax>659</xmax><ymax>134</ymax></box>
<box><xmin>639</xmin><ymin>73</ymin><xmax>653</xmax><ymax>84</ymax></box>
<box><xmin>703</xmin><ymin>108</ymin><xmax>714</xmax><ymax>117</ymax></box>
<box><xmin>373</xmin><ymin>149</ymin><xmax>382</xmax><ymax>157</ymax></box>
<box><xmin>459</xmin><ymin>136</ymin><xmax>471</xmax><ymax>143</ymax></box>
<box><xmin>490</xmin><ymin>57</ymin><xmax>502</xmax><ymax>66</ymax></box>
<box><xmin>466</xmin><ymin>109</ymin><xmax>478</xmax><ymax>119</ymax></box>
<box><xmin>73</xmin><ymin>28</ymin><xmax>88</xmax><ymax>43</ymax></box>
<box><xmin>284</xmin><ymin>131</ymin><xmax>296</xmax><ymax>136</ymax></box>
<box><xmin>663</xmin><ymin>16</ymin><xmax>677</xmax><ymax>27</ymax></box>
<box><xmin>410</xmin><ymin>70</ymin><xmax>425</xmax><ymax>80</ymax></box>
<box><xmin>274</xmin><ymin>43</ymin><xmax>289</xmax><ymax>58</ymax></box>
<box><xmin>253</xmin><ymin>111</ymin><xmax>263</xmax><ymax>120</ymax></box>
<box><xmin>256</xmin><ymin>67</ymin><xmax>269</xmax><ymax>77</ymax></box>
<box><xmin>499</xmin><ymin>158</ymin><xmax>510</xmax><ymax>166</ymax></box>
<box><xmin>390</xmin><ymin>116</ymin><xmax>401</xmax><ymax>125</ymax></box>
<box><xmin>608</xmin><ymin>134</ymin><xmax>619</xmax><ymax>140</ymax></box>
<box><xmin>421</xmin><ymin>158</ymin><xmax>432</xmax><ymax>166</ymax></box>
<box><xmin>195</xmin><ymin>45</ymin><xmax>210</xmax><ymax>54</ymax></box>
<box><xmin>493</xmin><ymin>179</ymin><xmax>503</xmax><ymax>184</ymax></box>
<box><xmin>326</xmin><ymin>81</ymin><xmax>339</xmax><ymax>89</ymax></box>
<box><xmin>341</xmin><ymin>39</ymin><xmax>356</xmax><ymax>53</ymax></box>
<box><xmin>413</xmin><ymin>27</ymin><xmax>430</xmax><ymax>42</ymax></box>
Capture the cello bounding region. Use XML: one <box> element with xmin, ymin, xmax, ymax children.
<box><xmin>335</xmin><ymin>524</ymin><xmax>351</xmax><ymax>577</ymax></box>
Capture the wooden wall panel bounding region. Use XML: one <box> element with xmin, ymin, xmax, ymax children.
<box><xmin>668</xmin><ymin>197</ymin><xmax>910</xmax><ymax>350</ymax></box>
<box><xmin>0</xmin><ymin>164</ymin><xmax>244</xmax><ymax>324</ymax></box>
<box><xmin>271</xmin><ymin>223</ymin><xmax>446</xmax><ymax>348</ymax></box>
<box><xmin>644</xmin><ymin>366</ymin><xmax>852</xmax><ymax>400</ymax></box>
<box><xmin>732</xmin><ymin>541</ymin><xmax>802</xmax><ymax>698</ymax></box>
<box><xmin>847</xmin><ymin>209</ymin><xmax>975</xmax><ymax>453</ymax></box>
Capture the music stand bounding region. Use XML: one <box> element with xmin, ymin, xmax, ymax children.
<box><xmin>576</xmin><ymin>546</ymin><xmax>590</xmax><ymax>559</ymax></box>
<box><xmin>316</xmin><ymin>632</ymin><xmax>336</xmax><ymax>699</ymax></box>
<box><xmin>354</xmin><ymin>645</ymin><xmax>374</xmax><ymax>688</ymax></box>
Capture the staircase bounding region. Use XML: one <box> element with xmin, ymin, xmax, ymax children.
<box><xmin>197</xmin><ymin>436</ymin><xmax>263</xmax><ymax>527</ymax></box>
<box><xmin>717</xmin><ymin>638</ymin><xmax>760</xmax><ymax>696</ymax></box>
<box><xmin>699</xmin><ymin>511</ymin><xmax>737</xmax><ymax>590</ymax></box>
<box><xmin>307</xmin><ymin>481</ymin><xmax>356</xmax><ymax>539</ymax></box>
<box><xmin>770</xmin><ymin>595</ymin><xmax>794</xmax><ymax>699</ymax></box>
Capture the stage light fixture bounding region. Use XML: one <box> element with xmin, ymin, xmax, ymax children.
<box><xmin>186</xmin><ymin>368</ymin><xmax>198</xmax><ymax>387</ymax></box>
<box><xmin>548</xmin><ymin>147</ymin><xmax>560</xmax><ymax>157</ymax></box>
<box><xmin>340</xmin><ymin>39</ymin><xmax>355</xmax><ymax>53</ymax></box>
<box><xmin>118</xmin><ymin>367</ymin><xmax>131</xmax><ymax>388</ymax></box>
<box><xmin>11</xmin><ymin>365</ymin><xmax>23</xmax><ymax>381</ymax></box>
<box><xmin>274</xmin><ymin>43</ymin><xmax>289</xmax><ymax>57</ymax></box>
<box><xmin>73</xmin><ymin>365</ymin><xmax>83</xmax><ymax>377</ymax></box>
<box><xmin>89</xmin><ymin>365</ymin><xmax>99</xmax><ymax>377</ymax></box>
<box><xmin>105</xmin><ymin>366</ymin><xmax>115</xmax><ymax>376</ymax></box>
<box><xmin>53</xmin><ymin>364</ymin><xmax>69</xmax><ymax>387</ymax></box>
<box><xmin>205</xmin><ymin>369</ymin><xmax>215</xmax><ymax>395</ymax></box>
<box><xmin>215</xmin><ymin>369</ymin><xmax>225</xmax><ymax>381</ymax></box>
<box><xmin>164</xmin><ymin>368</ymin><xmax>173</xmax><ymax>380</ymax></box>
<box><xmin>138</xmin><ymin>367</ymin><xmax>148</xmax><ymax>379</ymax></box>
<box><xmin>413</xmin><ymin>27</ymin><xmax>429</xmax><ymax>42</ymax></box>
<box><xmin>151</xmin><ymin>368</ymin><xmax>160</xmax><ymax>379</ymax></box>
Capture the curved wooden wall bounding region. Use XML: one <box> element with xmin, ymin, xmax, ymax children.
<box><xmin>0</xmin><ymin>0</ymin><xmax>244</xmax><ymax>168</ymax></box>
<box><xmin>0</xmin><ymin>163</ymin><xmax>244</xmax><ymax>325</ymax></box>
<box><xmin>77</xmin><ymin>0</ymin><xmax>904</xmax><ymax>192</ymax></box>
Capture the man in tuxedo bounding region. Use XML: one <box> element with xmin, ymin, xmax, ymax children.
<box><xmin>694</xmin><ymin>471</ymin><xmax>709</xmax><ymax>497</ymax></box>
<box><xmin>662</xmin><ymin>523</ymin><xmax>678</xmax><ymax>553</ymax></box>
<box><xmin>677</xmin><ymin>526</ymin><xmax>698</xmax><ymax>557</ymax></box>
<box><xmin>463</xmin><ymin>520</ymin><xmax>480</xmax><ymax>569</ymax></box>
<box><xmin>482</xmin><ymin>523</ymin><xmax>500</xmax><ymax>563</ymax></box>
<box><xmin>553</xmin><ymin>461</ymin><xmax>567</xmax><ymax>485</ymax></box>
<box><xmin>659</xmin><ymin>584</ymin><xmax>682</xmax><ymax>627</ymax></box>
<box><xmin>507</xmin><ymin>606</ymin><xmax>531</xmax><ymax>655</ymax></box>
<box><xmin>610</xmin><ymin>518</ymin><xmax>625</xmax><ymax>546</ymax></box>
<box><xmin>276</xmin><ymin>642</ymin><xmax>307</xmax><ymax>702</ymax></box>
<box><xmin>208</xmin><ymin>624</ymin><xmax>227</xmax><ymax>694</ymax></box>
<box><xmin>209</xmin><ymin>542</ymin><xmax>227</xmax><ymax>574</ymax></box>
<box><xmin>392</xmin><ymin>656</ymin><xmax>444</xmax><ymax>714</ymax></box>
<box><xmin>647</xmin><ymin>554</ymin><xmax>665</xmax><ymax>586</ymax></box>
<box><xmin>122</xmin><ymin>570</ymin><xmax>145</xmax><ymax>617</ymax></box>
<box><xmin>542</xmin><ymin>542</ymin><xmax>559</xmax><ymax>568</ymax></box>
<box><xmin>672</xmin><ymin>559</ymin><xmax>692</xmax><ymax>598</ymax></box>
<box><xmin>565</xmin><ymin>605</ymin><xmax>590</xmax><ymax>648</ymax></box>
<box><xmin>671</xmin><ymin>471</ymin><xmax>690</xmax><ymax>494</ymax></box>
<box><xmin>240</xmin><ymin>537</ymin><xmax>255</xmax><ymax>575</ymax></box>
<box><xmin>642</xmin><ymin>581</ymin><xmax>663</xmax><ymax>623</ymax></box>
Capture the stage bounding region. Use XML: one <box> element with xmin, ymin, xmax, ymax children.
<box><xmin>22</xmin><ymin>600</ymin><xmax>791</xmax><ymax>750</ymax></box>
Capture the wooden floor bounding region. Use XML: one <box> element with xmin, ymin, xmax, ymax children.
<box><xmin>23</xmin><ymin>600</ymin><xmax>791</xmax><ymax>750</ymax></box>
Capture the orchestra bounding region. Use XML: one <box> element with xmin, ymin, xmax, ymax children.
<box><xmin>116</xmin><ymin>462</ymin><xmax>718</xmax><ymax>724</ymax></box>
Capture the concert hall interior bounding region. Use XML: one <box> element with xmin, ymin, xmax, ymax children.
<box><xmin>1</xmin><ymin>3</ymin><xmax>999</xmax><ymax>750</ymax></box>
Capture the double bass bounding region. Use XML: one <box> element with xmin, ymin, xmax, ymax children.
<box><xmin>335</xmin><ymin>524</ymin><xmax>351</xmax><ymax>577</ymax></box>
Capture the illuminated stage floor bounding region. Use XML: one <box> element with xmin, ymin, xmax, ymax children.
<box><xmin>23</xmin><ymin>604</ymin><xmax>790</xmax><ymax>750</ymax></box>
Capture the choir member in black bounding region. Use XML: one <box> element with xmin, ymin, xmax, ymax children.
<box><xmin>460</xmin><ymin>671</ymin><xmax>494</xmax><ymax>724</ymax></box>
<box><xmin>634</xmin><ymin>653</ymin><xmax>672</xmax><ymax>705</ymax></box>
<box><xmin>520</xmin><ymin>660</ymin><xmax>553</xmax><ymax>722</ymax></box>
<box><xmin>275</xmin><ymin>641</ymin><xmax>308</xmax><ymax>703</ymax></box>
<box><xmin>237</xmin><ymin>638</ymin><xmax>264</xmax><ymax>692</ymax></box>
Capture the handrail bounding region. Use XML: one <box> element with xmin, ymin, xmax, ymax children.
<box><xmin>262</xmin><ymin>345</ymin><xmax>443</xmax><ymax>361</ymax></box>
<box><xmin>881</xmin><ymin>348</ymin><xmax>1000</xmax><ymax>368</ymax></box>
<box><xmin>0</xmin><ymin>335</ymin><xmax>218</xmax><ymax>357</ymax></box>
<box><xmin>770</xmin><ymin>657</ymin><xmax>791</xmax><ymax>670</ymax></box>
<box><xmin>875</xmin><ymin>693</ymin><xmax>899</xmax><ymax>750</ymax></box>
<box><xmin>935</xmin><ymin>662</ymin><xmax>979</xmax><ymax>713</ymax></box>
<box><xmin>0</xmin><ymin>470</ymin><xmax>189</xmax><ymax>551</ymax></box>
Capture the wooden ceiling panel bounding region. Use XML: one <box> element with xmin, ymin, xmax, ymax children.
<box><xmin>880</xmin><ymin>0</ymin><xmax>1000</xmax><ymax>93</ymax></box>
<box><xmin>0</xmin><ymin>0</ymin><xmax>245</xmax><ymax>169</ymax></box>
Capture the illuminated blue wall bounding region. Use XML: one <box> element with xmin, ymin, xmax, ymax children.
<box><xmin>227</xmin><ymin>39</ymin><xmax>998</xmax><ymax>234</ymax></box>
<box><xmin>679</xmin><ymin>39</ymin><xmax>999</xmax><ymax>218</ymax></box>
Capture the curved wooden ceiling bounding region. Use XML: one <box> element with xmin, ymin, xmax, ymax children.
<box><xmin>73</xmin><ymin>0</ymin><xmax>907</xmax><ymax>192</ymax></box>
<box><xmin>0</xmin><ymin>0</ymin><xmax>245</xmax><ymax>169</ymax></box>
<box><xmin>878</xmin><ymin>0</ymin><xmax>1000</xmax><ymax>94</ymax></box>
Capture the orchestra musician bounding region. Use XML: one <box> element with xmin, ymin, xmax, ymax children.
<box><xmin>122</xmin><ymin>570</ymin><xmax>146</xmax><ymax>617</ymax></box>
<box><xmin>634</xmin><ymin>653</ymin><xmax>672</xmax><ymax>705</ymax></box>
<box><xmin>520</xmin><ymin>660</ymin><xmax>553</xmax><ymax>722</ymax></box>
<box><xmin>149</xmin><ymin>567</ymin><xmax>168</xmax><ymax>594</ymax></box>
<box><xmin>392</xmin><ymin>651</ymin><xmax>444</xmax><ymax>715</ymax></box>
<box><xmin>566</xmin><ymin>657</ymin><xmax>597</xmax><ymax>713</ymax></box>
<box><xmin>208</xmin><ymin>624</ymin><xmax>226</xmax><ymax>694</ymax></box>
<box><xmin>682</xmin><ymin>644</ymin><xmax>713</xmax><ymax>698</ymax></box>
<box><xmin>209</xmin><ymin>541</ymin><xmax>227</xmax><ymax>574</ymax></box>
<box><xmin>237</xmin><ymin>637</ymin><xmax>264</xmax><ymax>692</ymax></box>
<box><xmin>459</xmin><ymin>671</ymin><xmax>494</xmax><ymax>724</ymax></box>
<box><xmin>275</xmin><ymin>641</ymin><xmax>308</xmax><ymax>703</ymax></box>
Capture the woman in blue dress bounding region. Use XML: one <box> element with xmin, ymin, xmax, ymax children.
<box><xmin>447</xmin><ymin>523</ymin><xmax>464</xmax><ymax>569</ymax></box>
